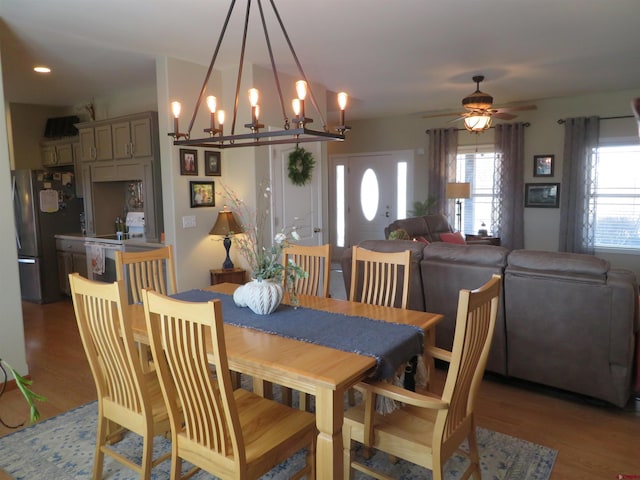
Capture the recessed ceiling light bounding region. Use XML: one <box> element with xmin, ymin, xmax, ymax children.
<box><xmin>33</xmin><ymin>66</ymin><xmax>51</xmax><ymax>73</ymax></box>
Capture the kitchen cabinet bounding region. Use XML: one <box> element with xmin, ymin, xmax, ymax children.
<box><xmin>56</xmin><ymin>237</ymin><xmax>88</xmax><ymax>296</ymax></box>
<box><xmin>77</xmin><ymin>124</ymin><xmax>113</xmax><ymax>162</ymax></box>
<box><xmin>112</xmin><ymin>116</ymin><xmax>153</xmax><ymax>159</ymax></box>
<box><xmin>41</xmin><ymin>138</ymin><xmax>76</xmax><ymax>167</ymax></box>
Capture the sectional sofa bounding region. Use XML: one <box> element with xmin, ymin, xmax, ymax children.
<box><xmin>341</xmin><ymin>238</ymin><xmax>639</xmax><ymax>407</ymax></box>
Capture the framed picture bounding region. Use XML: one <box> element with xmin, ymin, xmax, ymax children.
<box><xmin>190</xmin><ymin>181</ymin><xmax>215</xmax><ymax>208</ymax></box>
<box><xmin>533</xmin><ymin>154</ymin><xmax>554</xmax><ymax>177</ymax></box>
<box><xmin>204</xmin><ymin>150</ymin><xmax>221</xmax><ymax>176</ymax></box>
<box><xmin>525</xmin><ymin>183</ymin><xmax>560</xmax><ymax>208</ymax></box>
<box><xmin>180</xmin><ymin>148</ymin><xmax>198</xmax><ymax>176</ymax></box>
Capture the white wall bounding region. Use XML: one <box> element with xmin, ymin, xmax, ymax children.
<box><xmin>329</xmin><ymin>87</ymin><xmax>640</xmax><ymax>279</ymax></box>
<box><xmin>0</xmin><ymin>48</ymin><xmax>28</xmax><ymax>375</ymax></box>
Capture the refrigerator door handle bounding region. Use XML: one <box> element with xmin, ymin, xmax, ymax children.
<box><xmin>12</xmin><ymin>175</ymin><xmax>22</xmax><ymax>250</ymax></box>
<box><xmin>18</xmin><ymin>258</ymin><xmax>36</xmax><ymax>264</ymax></box>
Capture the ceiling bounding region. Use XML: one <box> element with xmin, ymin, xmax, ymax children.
<box><xmin>1</xmin><ymin>0</ymin><xmax>639</xmax><ymax>121</ymax></box>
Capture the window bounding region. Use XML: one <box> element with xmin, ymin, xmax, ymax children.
<box><xmin>591</xmin><ymin>142</ymin><xmax>640</xmax><ymax>249</ymax></box>
<box><xmin>455</xmin><ymin>145</ymin><xmax>498</xmax><ymax>235</ymax></box>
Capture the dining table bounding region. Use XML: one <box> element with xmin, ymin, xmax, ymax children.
<box><xmin>127</xmin><ymin>282</ymin><xmax>443</xmax><ymax>480</ymax></box>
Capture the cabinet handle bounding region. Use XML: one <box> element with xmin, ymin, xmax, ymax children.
<box><xmin>91</xmin><ymin>146</ymin><xmax>97</xmax><ymax>160</ymax></box>
<box><xmin>130</xmin><ymin>142</ymin><xmax>135</xmax><ymax>156</ymax></box>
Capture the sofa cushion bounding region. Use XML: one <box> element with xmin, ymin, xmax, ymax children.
<box><xmin>440</xmin><ymin>231</ymin><xmax>466</xmax><ymax>245</ymax></box>
<box><xmin>507</xmin><ymin>249</ymin><xmax>609</xmax><ymax>283</ymax></box>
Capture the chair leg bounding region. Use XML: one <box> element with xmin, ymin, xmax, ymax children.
<box><xmin>343</xmin><ymin>434</ymin><xmax>354</xmax><ymax>479</ymax></box>
<box><xmin>140</xmin><ymin>433</ymin><xmax>154</xmax><ymax>480</ymax></box>
<box><xmin>281</xmin><ymin>386</ymin><xmax>293</xmax><ymax>406</ymax></box>
<box><xmin>467</xmin><ymin>427</ymin><xmax>482</xmax><ymax>479</ymax></box>
<box><xmin>94</xmin><ymin>416</ymin><xmax>107</xmax><ymax>480</ymax></box>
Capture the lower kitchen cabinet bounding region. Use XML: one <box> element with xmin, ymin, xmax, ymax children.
<box><xmin>56</xmin><ymin>237</ymin><xmax>88</xmax><ymax>296</ymax></box>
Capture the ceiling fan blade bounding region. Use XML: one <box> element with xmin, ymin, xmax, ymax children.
<box><xmin>421</xmin><ymin>111</ymin><xmax>464</xmax><ymax>119</ymax></box>
<box><xmin>492</xmin><ymin>112</ymin><xmax>517</xmax><ymax>120</ymax></box>
<box><xmin>494</xmin><ymin>104</ymin><xmax>537</xmax><ymax>113</ymax></box>
<box><xmin>446</xmin><ymin>116</ymin><xmax>466</xmax><ymax>124</ymax></box>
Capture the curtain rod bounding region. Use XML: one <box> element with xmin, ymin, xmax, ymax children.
<box><xmin>556</xmin><ymin>114</ymin><xmax>633</xmax><ymax>125</ymax></box>
<box><xmin>426</xmin><ymin>122</ymin><xmax>530</xmax><ymax>134</ymax></box>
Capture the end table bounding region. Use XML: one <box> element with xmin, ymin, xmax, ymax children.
<box><xmin>210</xmin><ymin>268</ymin><xmax>246</xmax><ymax>286</ymax></box>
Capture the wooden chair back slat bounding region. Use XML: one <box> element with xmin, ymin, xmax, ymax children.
<box><xmin>283</xmin><ymin>244</ymin><xmax>331</xmax><ymax>298</ymax></box>
<box><xmin>115</xmin><ymin>245</ymin><xmax>177</xmax><ymax>304</ymax></box>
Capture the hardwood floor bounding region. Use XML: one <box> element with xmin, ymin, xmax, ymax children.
<box><xmin>1</xmin><ymin>297</ymin><xmax>638</xmax><ymax>479</ymax></box>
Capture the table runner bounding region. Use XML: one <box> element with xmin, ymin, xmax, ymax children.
<box><xmin>172</xmin><ymin>289</ymin><xmax>423</xmax><ymax>381</ymax></box>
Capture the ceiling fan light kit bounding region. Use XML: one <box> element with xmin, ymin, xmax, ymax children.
<box><xmin>423</xmin><ymin>75</ymin><xmax>536</xmax><ymax>133</ymax></box>
<box><xmin>168</xmin><ymin>0</ymin><xmax>351</xmax><ymax>149</ymax></box>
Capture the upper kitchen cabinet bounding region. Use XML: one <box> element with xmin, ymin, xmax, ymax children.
<box><xmin>112</xmin><ymin>115</ymin><xmax>154</xmax><ymax>160</ymax></box>
<box><xmin>41</xmin><ymin>138</ymin><xmax>76</xmax><ymax>167</ymax></box>
<box><xmin>77</xmin><ymin>124</ymin><xmax>113</xmax><ymax>162</ymax></box>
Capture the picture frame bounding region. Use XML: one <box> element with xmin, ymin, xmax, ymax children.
<box><xmin>533</xmin><ymin>154</ymin><xmax>554</xmax><ymax>177</ymax></box>
<box><xmin>190</xmin><ymin>181</ymin><xmax>215</xmax><ymax>208</ymax></box>
<box><xmin>525</xmin><ymin>183</ymin><xmax>560</xmax><ymax>208</ymax></box>
<box><xmin>204</xmin><ymin>150</ymin><xmax>221</xmax><ymax>176</ymax></box>
<box><xmin>180</xmin><ymin>148</ymin><xmax>198</xmax><ymax>176</ymax></box>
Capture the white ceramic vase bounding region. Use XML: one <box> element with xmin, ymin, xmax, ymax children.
<box><xmin>243</xmin><ymin>278</ymin><xmax>284</xmax><ymax>315</ymax></box>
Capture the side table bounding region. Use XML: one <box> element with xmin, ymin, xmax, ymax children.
<box><xmin>465</xmin><ymin>234</ymin><xmax>501</xmax><ymax>246</ymax></box>
<box><xmin>210</xmin><ymin>268</ymin><xmax>246</xmax><ymax>285</ymax></box>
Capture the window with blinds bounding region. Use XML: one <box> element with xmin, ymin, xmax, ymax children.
<box><xmin>591</xmin><ymin>143</ymin><xmax>640</xmax><ymax>249</ymax></box>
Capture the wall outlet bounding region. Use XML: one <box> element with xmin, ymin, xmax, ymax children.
<box><xmin>182</xmin><ymin>215</ymin><xmax>197</xmax><ymax>228</ymax></box>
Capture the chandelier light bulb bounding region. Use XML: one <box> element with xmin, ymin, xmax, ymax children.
<box><xmin>171</xmin><ymin>101</ymin><xmax>182</xmax><ymax>118</ymax></box>
<box><xmin>206</xmin><ymin>95</ymin><xmax>217</xmax><ymax>113</ymax></box>
<box><xmin>217</xmin><ymin>109</ymin><xmax>225</xmax><ymax>125</ymax></box>
<box><xmin>338</xmin><ymin>92</ymin><xmax>348</xmax><ymax>111</ymax></box>
<box><xmin>248</xmin><ymin>88</ymin><xmax>259</xmax><ymax>107</ymax></box>
<box><xmin>296</xmin><ymin>80</ymin><xmax>307</xmax><ymax>100</ymax></box>
<box><xmin>254</xmin><ymin>105</ymin><xmax>260</xmax><ymax>121</ymax></box>
<box><xmin>292</xmin><ymin>98</ymin><xmax>301</xmax><ymax>116</ymax></box>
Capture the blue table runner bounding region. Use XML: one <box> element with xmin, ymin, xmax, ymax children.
<box><xmin>172</xmin><ymin>289</ymin><xmax>423</xmax><ymax>381</ymax></box>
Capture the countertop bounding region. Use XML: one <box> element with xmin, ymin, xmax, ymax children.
<box><xmin>55</xmin><ymin>233</ymin><xmax>164</xmax><ymax>249</ymax></box>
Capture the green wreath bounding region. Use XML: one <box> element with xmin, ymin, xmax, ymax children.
<box><xmin>288</xmin><ymin>147</ymin><xmax>315</xmax><ymax>186</ymax></box>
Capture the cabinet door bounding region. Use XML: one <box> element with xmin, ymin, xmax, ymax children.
<box><xmin>112</xmin><ymin>121</ymin><xmax>132</xmax><ymax>160</ymax></box>
<box><xmin>78</xmin><ymin>128</ymin><xmax>96</xmax><ymax>162</ymax></box>
<box><xmin>80</xmin><ymin>165</ymin><xmax>95</xmax><ymax>234</ymax></box>
<box><xmin>42</xmin><ymin>144</ymin><xmax>58</xmax><ymax>166</ymax></box>
<box><xmin>130</xmin><ymin>117</ymin><xmax>153</xmax><ymax>158</ymax></box>
<box><xmin>56</xmin><ymin>142</ymin><xmax>74</xmax><ymax>165</ymax></box>
<box><xmin>57</xmin><ymin>251</ymin><xmax>73</xmax><ymax>296</ymax></box>
<box><xmin>94</xmin><ymin>125</ymin><xmax>113</xmax><ymax>161</ymax></box>
<box><xmin>73</xmin><ymin>143</ymin><xmax>84</xmax><ymax>197</ymax></box>
<box><xmin>141</xmin><ymin>161</ymin><xmax>157</xmax><ymax>241</ymax></box>
<box><xmin>72</xmin><ymin>252</ymin><xmax>88</xmax><ymax>278</ymax></box>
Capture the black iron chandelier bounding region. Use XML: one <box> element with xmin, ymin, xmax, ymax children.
<box><xmin>169</xmin><ymin>0</ymin><xmax>351</xmax><ymax>149</ymax></box>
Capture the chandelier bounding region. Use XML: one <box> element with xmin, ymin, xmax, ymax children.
<box><xmin>463</xmin><ymin>112</ymin><xmax>492</xmax><ymax>133</ymax></box>
<box><xmin>169</xmin><ymin>0</ymin><xmax>351</xmax><ymax>149</ymax></box>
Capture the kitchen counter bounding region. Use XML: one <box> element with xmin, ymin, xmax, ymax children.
<box><xmin>55</xmin><ymin>233</ymin><xmax>164</xmax><ymax>250</ymax></box>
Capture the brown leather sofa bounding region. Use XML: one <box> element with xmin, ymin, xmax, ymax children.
<box><xmin>341</xmin><ymin>241</ymin><xmax>639</xmax><ymax>407</ymax></box>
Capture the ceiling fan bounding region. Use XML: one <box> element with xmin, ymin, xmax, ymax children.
<box><xmin>423</xmin><ymin>75</ymin><xmax>537</xmax><ymax>132</ymax></box>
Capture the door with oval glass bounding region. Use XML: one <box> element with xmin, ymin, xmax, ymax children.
<box><xmin>347</xmin><ymin>153</ymin><xmax>406</xmax><ymax>246</ymax></box>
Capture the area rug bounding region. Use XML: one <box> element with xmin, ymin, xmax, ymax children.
<box><xmin>0</xmin><ymin>381</ymin><xmax>556</xmax><ymax>480</ymax></box>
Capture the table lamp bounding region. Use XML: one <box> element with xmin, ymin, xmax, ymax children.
<box><xmin>445</xmin><ymin>182</ymin><xmax>471</xmax><ymax>233</ymax></box>
<box><xmin>209</xmin><ymin>206</ymin><xmax>243</xmax><ymax>270</ymax></box>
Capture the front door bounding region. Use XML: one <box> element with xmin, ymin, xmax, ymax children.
<box><xmin>270</xmin><ymin>143</ymin><xmax>323</xmax><ymax>246</ymax></box>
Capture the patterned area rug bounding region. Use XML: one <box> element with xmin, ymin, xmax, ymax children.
<box><xmin>0</xmin><ymin>394</ymin><xmax>556</xmax><ymax>480</ymax></box>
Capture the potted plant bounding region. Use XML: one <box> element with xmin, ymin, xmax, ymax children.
<box><xmin>0</xmin><ymin>358</ymin><xmax>46</xmax><ymax>425</ymax></box>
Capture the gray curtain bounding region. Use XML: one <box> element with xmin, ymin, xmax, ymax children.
<box><xmin>427</xmin><ymin>128</ymin><xmax>458</xmax><ymax>216</ymax></box>
<box><xmin>558</xmin><ymin>117</ymin><xmax>599</xmax><ymax>253</ymax></box>
<box><xmin>493</xmin><ymin>123</ymin><xmax>526</xmax><ymax>250</ymax></box>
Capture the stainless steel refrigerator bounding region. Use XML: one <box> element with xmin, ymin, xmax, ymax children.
<box><xmin>12</xmin><ymin>169</ymin><xmax>83</xmax><ymax>303</ymax></box>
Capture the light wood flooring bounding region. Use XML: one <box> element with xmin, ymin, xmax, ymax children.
<box><xmin>1</xmin><ymin>297</ymin><xmax>639</xmax><ymax>479</ymax></box>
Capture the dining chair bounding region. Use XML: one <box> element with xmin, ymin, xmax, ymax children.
<box><xmin>280</xmin><ymin>243</ymin><xmax>331</xmax><ymax>409</ymax></box>
<box><xmin>115</xmin><ymin>245</ymin><xmax>177</xmax><ymax>371</ymax></box>
<box><xmin>346</xmin><ymin>246</ymin><xmax>413</xmax><ymax>405</ymax></box>
<box><xmin>68</xmin><ymin>273</ymin><xmax>171</xmax><ymax>480</ymax></box>
<box><xmin>142</xmin><ymin>289</ymin><xmax>317</xmax><ymax>480</ymax></box>
<box><xmin>349</xmin><ymin>245</ymin><xmax>412</xmax><ymax>309</ymax></box>
<box><xmin>115</xmin><ymin>245</ymin><xmax>177</xmax><ymax>304</ymax></box>
<box><xmin>342</xmin><ymin>274</ymin><xmax>502</xmax><ymax>480</ymax></box>
<box><xmin>283</xmin><ymin>243</ymin><xmax>331</xmax><ymax>298</ymax></box>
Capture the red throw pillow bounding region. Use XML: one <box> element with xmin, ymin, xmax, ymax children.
<box><xmin>412</xmin><ymin>236</ymin><xmax>430</xmax><ymax>245</ymax></box>
<box><xmin>440</xmin><ymin>232</ymin><xmax>466</xmax><ymax>245</ymax></box>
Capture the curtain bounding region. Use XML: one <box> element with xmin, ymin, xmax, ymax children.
<box><xmin>493</xmin><ymin>123</ymin><xmax>526</xmax><ymax>250</ymax></box>
<box><xmin>427</xmin><ymin>128</ymin><xmax>458</xmax><ymax>217</ymax></box>
<box><xmin>558</xmin><ymin>117</ymin><xmax>599</xmax><ymax>254</ymax></box>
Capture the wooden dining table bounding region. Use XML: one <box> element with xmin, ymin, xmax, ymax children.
<box><xmin>127</xmin><ymin>283</ymin><xmax>443</xmax><ymax>480</ymax></box>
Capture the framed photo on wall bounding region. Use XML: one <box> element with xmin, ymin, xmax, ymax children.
<box><xmin>190</xmin><ymin>181</ymin><xmax>215</xmax><ymax>208</ymax></box>
<box><xmin>204</xmin><ymin>151</ymin><xmax>221</xmax><ymax>176</ymax></box>
<box><xmin>180</xmin><ymin>149</ymin><xmax>198</xmax><ymax>176</ymax></box>
<box><xmin>525</xmin><ymin>183</ymin><xmax>560</xmax><ymax>208</ymax></box>
<box><xmin>533</xmin><ymin>154</ymin><xmax>554</xmax><ymax>177</ymax></box>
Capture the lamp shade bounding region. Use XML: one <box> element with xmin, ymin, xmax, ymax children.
<box><xmin>209</xmin><ymin>208</ymin><xmax>243</xmax><ymax>236</ymax></box>
<box><xmin>464</xmin><ymin>113</ymin><xmax>492</xmax><ymax>132</ymax></box>
<box><xmin>445</xmin><ymin>182</ymin><xmax>471</xmax><ymax>199</ymax></box>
